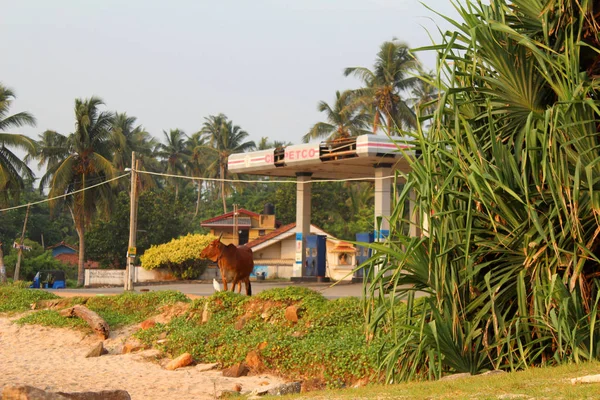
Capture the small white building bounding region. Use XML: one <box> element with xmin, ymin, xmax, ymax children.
<box><xmin>245</xmin><ymin>222</ymin><xmax>357</xmax><ymax>281</ymax></box>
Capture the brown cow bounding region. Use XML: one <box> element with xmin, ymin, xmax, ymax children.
<box><xmin>200</xmin><ymin>235</ymin><xmax>254</xmax><ymax>295</ymax></box>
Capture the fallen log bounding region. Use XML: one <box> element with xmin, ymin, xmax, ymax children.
<box><xmin>59</xmin><ymin>305</ymin><xmax>110</xmax><ymax>339</ymax></box>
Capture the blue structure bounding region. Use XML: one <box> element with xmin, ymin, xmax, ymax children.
<box><xmin>305</xmin><ymin>235</ymin><xmax>327</xmax><ymax>279</ymax></box>
<box><xmin>30</xmin><ymin>270</ymin><xmax>66</xmax><ymax>289</ymax></box>
<box><xmin>354</xmin><ymin>232</ymin><xmax>374</xmax><ymax>281</ymax></box>
<box><xmin>49</xmin><ymin>241</ymin><xmax>77</xmax><ymax>258</ymax></box>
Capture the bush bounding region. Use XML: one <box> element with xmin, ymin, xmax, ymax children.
<box><xmin>0</xmin><ymin>284</ymin><xmax>59</xmax><ymax>313</ymax></box>
<box><xmin>140</xmin><ymin>234</ymin><xmax>214</xmax><ymax>279</ymax></box>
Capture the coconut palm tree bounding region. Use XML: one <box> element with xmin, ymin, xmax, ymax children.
<box><xmin>302</xmin><ymin>90</ymin><xmax>371</xmax><ymax>143</ymax></box>
<box><xmin>0</xmin><ymin>84</ymin><xmax>37</xmax><ymax>207</ymax></box>
<box><xmin>344</xmin><ymin>40</ymin><xmax>420</xmax><ymax>133</ymax></box>
<box><xmin>186</xmin><ymin>132</ymin><xmax>214</xmax><ymax>217</ymax></box>
<box><xmin>201</xmin><ymin>114</ymin><xmax>255</xmax><ymax>213</ymax></box>
<box><xmin>156</xmin><ymin>129</ymin><xmax>190</xmax><ymax>200</ymax></box>
<box><xmin>38</xmin><ymin>97</ymin><xmax>116</xmax><ymax>286</ymax></box>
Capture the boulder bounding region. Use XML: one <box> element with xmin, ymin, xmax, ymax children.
<box><xmin>121</xmin><ymin>338</ymin><xmax>148</xmax><ymax>354</ymax></box>
<box><xmin>267</xmin><ymin>382</ymin><xmax>302</xmax><ymax>396</ymax></box>
<box><xmin>85</xmin><ymin>342</ymin><xmax>107</xmax><ymax>358</ymax></box>
<box><xmin>245</xmin><ymin>350</ymin><xmax>263</xmax><ymax>370</ymax></box>
<box><xmin>195</xmin><ymin>363</ymin><xmax>219</xmax><ymax>372</ymax></box>
<box><xmin>284</xmin><ymin>305</ymin><xmax>299</xmax><ymax>323</ymax></box>
<box><xmin>165</xmin><ymin>352</ymin><xmax>193</xmax><ymax>371</ymax></box>
<box><xmin>1</xmin><ymin>386</ymin><xmax>131</xmax><ymax>400</ymax></box>
<box><xmin>222</xmin><ymin>363</ymin><xmax>249</xmax><ymax>378</ymax></box>
<box><xmin>201</xmin><ymin>302</ymin><xmax>211</xmax><ymax>324</ymax></box>
<box><xmin>139</xmin><ymin>319</ymin><xmax>156</xmax><ymax>330</ymax></box>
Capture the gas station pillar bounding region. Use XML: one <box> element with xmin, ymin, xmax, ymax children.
<box><xmin>374</xmin><ymin>165</ymin><xmax>392</xmax><ymax>239</ymax></box>
<box><xmin>294</xmin><ymin>172</ymin><xmax>312</xmax><ymax>278</ymax></box>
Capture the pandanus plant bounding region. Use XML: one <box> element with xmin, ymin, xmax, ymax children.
<box><xmin>363</xmin><ymin>0</ymin><xmax>600</xmax><ymax>382</ymax></box>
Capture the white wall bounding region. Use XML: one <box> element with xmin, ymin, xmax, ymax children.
<box><xmin>84</xmin><ymin>267</ymin><xmax>177</xmax><ymax>287</ymax></box>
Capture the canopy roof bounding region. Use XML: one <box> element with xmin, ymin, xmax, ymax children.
<box><xmin>228</xmin><ymin>134</ymin><xmax>414</xmax><ymax>180</ymax></box>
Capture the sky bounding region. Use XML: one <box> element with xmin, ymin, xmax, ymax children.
<box><xmin>2</xmin><ymin>0</ymin><xmax>460</xmax><ymax>175</ymax></box>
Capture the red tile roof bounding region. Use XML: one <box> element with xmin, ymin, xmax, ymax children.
<box><xmin>201</xmin><ymin>208</ymin><xmax>261</xmax><ymax>225</ymax></box>
<box><xmin>246</xmin><ymin>223</ymin><xmax>296</xmax><ymax>248</ymax></box>
<box><xmin>46</xmin><ymin>241</ymin><xmax>77</xmax><ymax>251</ymax></box>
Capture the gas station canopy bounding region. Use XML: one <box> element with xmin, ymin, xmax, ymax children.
<box><xmin>228</xmin><ymin>134</ymin><xmax>414</xmax><ymax>179</ymax></box>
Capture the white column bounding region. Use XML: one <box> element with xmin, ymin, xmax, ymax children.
<box><xmin>374</xmin><ymin>165</ymin><xmax>392</xmax><ymax>239</ymax></box>
<box><xmin>294</xmin><ymin>173</ymin><xmax>312</xmax><ymax>278</ymax></box>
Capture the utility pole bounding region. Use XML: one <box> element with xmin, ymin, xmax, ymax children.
<box><xmin>14</xmin><ymin>204</ymin><xmax>30</xmax><ymax>281</ymax></box>
<box><xmin>125</xmin><ymin>153</ymin><xmax>139</xmax><ymax>291</ymax></box>
<box><xmin>233</xmin><ymin>203</ymin><xmax>239</xmax><ymax>245</ymax></box>
<box><xmin>0</xmin><ymin>242</ymin><xmax>6</xmax><ymax>284</ymax></box>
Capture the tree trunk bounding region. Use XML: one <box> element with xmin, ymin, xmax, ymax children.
<box><xmin>220</xmin><ymin>163</ymin><xmax>227</xmax><ymax>213</ymax></box>
<box><xmin>194</xmin><ymin>179</ymin><xmax>202</xmax><ymax>217</ymax></box>
<box><xmin>0</xmin><ymin>243</ymin><xmax>6</xmax><ymax>283</ymax></box>
<box><xmin>60</xmin><ymin>305</ymin><xmax>109</xmax><ymax>339</ymax></box>
<box><xmin>77</xmin><ymin>222</ymin><xmax>85</xmax><ymax>287</ymax></box>
<box><xmin>14</xmin><ymin>204</ymin><xmax>30</xmax><ymax>281</ymax></box>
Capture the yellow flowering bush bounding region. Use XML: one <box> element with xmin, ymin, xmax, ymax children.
<box><xmin>140</xmin><ymin>234</ymin><xmax>215</xmax><ymax>279</ymax></box>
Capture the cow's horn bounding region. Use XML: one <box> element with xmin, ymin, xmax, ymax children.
<box><xmin>218</xmin><ymin>232</ymin><xmax>223</xmax><ymax>241</ymax></box>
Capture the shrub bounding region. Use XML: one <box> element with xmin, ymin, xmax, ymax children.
<box><xmin>0</xmin><ymin>284</ymin><xmax>59</xmax><ymax>313</ymax></box>
<box><xmin>140</xmin><ymin>234</ymin><xmax>214</xmax><ymax>279</ymax></box>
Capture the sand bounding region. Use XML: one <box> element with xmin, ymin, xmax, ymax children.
<box><xmin>0</xmin><ymin>316</ymin><xmax>286</xmax><ymax>399</ymax></box>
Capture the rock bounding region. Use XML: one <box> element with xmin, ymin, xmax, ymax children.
<box><xmin>351</xmin><ymin>377</ymin><xmax>369</xmax><ymax>388</ymax></box>
<box><xmin>232</xmin><ymin>383</ymin><xmax>242</xmax><ymax>392</ymax></box>
<box><xmin>439</xmin><ymin>372</ymin><xmax>472</xmax><ymax>381</ymax></box>
<box><xmin>2</xmin><ymin>385</ymin><xmax>70</xmax><ymax>399</ymax></box>
<box><xmin>85</xmin><ymin>342</ymin><xmax>107</xmax><ymax>358</ymax></box>
<box><xmin>121</xmin><ymin>338</ymin><xmax>148</xmax><ymax>354</ymax></box>
<box><xmin>258</xmin><ymin>342</ymin><xmax>268</xmax><ymax>350</ymax></box>
<box><xmin>267</xmin><ymin>382</ymin><xmax>302</xmax><ymax>396</ymax></box>
<box><xmin>139</xmin><ymin>319</ymin><xmax>156</xmax><ymax>330</ymax></box>
<box><xmin>57</xmin><ymin>390</ymin><xmax>131</xmax><ymax>400</ymax></box>
<box><xmin>245</xmin><ymin>350</ymin><xmax>263</xmax><ymax>370</ymax></box>
<box><xmin>132</xmin><ymin>349</ymin><xmax>162</xmax><ymax>362</ymax></box>
<box><xmin>157</xmin><ymin>332</ymin><xmax>167</xmax><ymax>340</ymax></box>
<box><xmin>201</xmin><ymin>302</ymin><xmax>211</xmax><ymax>324</ymax></box>
<box><xmin>155</xmin><ymin>302</ymin><xmax>190</xmax><ymax>324</ymax></box>
<box><xmin>571</xmin><ymin>374</ymin><xmax>600</xmax><ymax>384</ymax></box>
<box><xmin>1</xmin><ymin>385</ymin><xmax>131</xmax><ymax>400</ymax></box>
<box><xmin>481</xmin><ymin>370</ymin><xmax>506</xmax><ymax>376</ymax></box>
<box><xmin>222</xmin><ymin>363</ymin><xmax>249</xmax><ymax>378</ymax></box>
<box><xmin>234</xmin><ymin>315</ymin><xmax>251</xmax><ymax>330</ymax></box>
<box><xmin>284</xmin><ymin>305</ymin><xmax>299</xmax><ymax>323</ymax></box>
<box><xmin>165</xmin><ymin>352</ymin><xmax>193</xmax><ymax>370</ymax></box>
<box><xmin>196</xmin><ymin>363</ymin><xmax>219</xmax><ymax>372</ymax></box>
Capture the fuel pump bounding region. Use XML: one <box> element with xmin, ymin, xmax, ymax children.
<box><xmin>354</xmin><ymin>232</ymin><xmax>374</xmax><ymax>282</ymax></box>
<box><xmin>305</xmin><ymin>235</ymin><xmax>327</xmax><ymax>279</ymax></box>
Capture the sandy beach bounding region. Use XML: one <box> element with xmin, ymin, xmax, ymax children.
<box><xmin>0</xmin><ymin>316</ymin><xmax>286</xmax><ymax>399</ymax></box>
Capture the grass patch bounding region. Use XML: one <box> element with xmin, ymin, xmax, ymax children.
<box><xmin>282</xmin><ymin>361</ymin><xmax>600</xmax><ymax>399</ymax></box>
<box><xmin>0</xmin><ymin>283</ymin><xmax>59</xmax><ymax>313</ymax></box>
<box><xmin>17</xmin><ymin>310</ymin><xmax>89</xmax><ymax>330</ymax></box>
<box><xmin>136</xmin><ymin>288</ymin><xmax>386</xmax><ymax>388</ymax></box>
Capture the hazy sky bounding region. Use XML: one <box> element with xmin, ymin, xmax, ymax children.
<box><xmin>3</xmin><ymin>0</ymin><xmax>459</xmax><ymax>173</ymax></box>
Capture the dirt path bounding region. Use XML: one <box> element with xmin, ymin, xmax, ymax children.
<box><xmin>0</xmin><ymin>317</ymin><xmax>284</xmax><ymax>399</ymax></box>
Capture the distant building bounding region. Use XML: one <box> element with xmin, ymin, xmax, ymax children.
<box><xmin>47</xmin><ymin>241</ymin><xmax>99</xmax><ymax>269</ymax></box>
<box><xmin>200</xmin><ymin>204</ymin><xmax>281</xmax><ymax>245</ymax></box>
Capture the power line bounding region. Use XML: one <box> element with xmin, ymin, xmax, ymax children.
<box><xmin>137</xmin><ymin>169</ymin><xmax>398</xmax><ymax>184</ymax></box>
<box><xmin>0</xmin><ymin>172</ymin><xmax>131</xmax><ymax>212</ymax></box>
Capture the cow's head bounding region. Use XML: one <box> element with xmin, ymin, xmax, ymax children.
<box><xmin>200</xmin><ymin>233</ymin><xmax>225</xmax><ymax>262</ymax></box>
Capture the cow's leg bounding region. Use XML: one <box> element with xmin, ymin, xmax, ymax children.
<box><xmin>222</xmin><ymin>277</ymin><xmax>228</xmax><ymax>291</ymax></box>
<box><xmin>244</xmin><ymin>277</ymin><xmax>252</xmax><ymax>296</ymax></box>
<box><xmin>237</xmin><ymin>281</ymin><xmax>242</xmax><ymax>293</ymax></box>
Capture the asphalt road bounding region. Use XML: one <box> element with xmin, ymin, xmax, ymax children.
<box><xmin>50</xmin><ymin>280</ymin><xmax>368</xmax><ymax>299</ymax></box>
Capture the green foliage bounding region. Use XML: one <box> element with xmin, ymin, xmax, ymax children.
<box><xmin>140</xmin><ymin>233</ymin><xmax>213</xmax><ymax>279</ymax></box>
<box><xmin>136</xmin><ymin>288</ymin><xmax>382</xmax><ymax>387</ymax></box>
<box><xmin>84</xmin><ymin>290</ymin><xmax>189</xmax><ymax>327</ymax></box>
<box><xmin>366</xmin><ymin>0</ymin><xmax>600</xmax><ymax>383</ymax></box>
<box><xmin>17</xmin><ymin>309</ymin><xmax>88</xmax><ymax>329</ymax></box>
<box><xmin>4</xmin><ymin>248</ymin><xmax>76</xmax><ymax>282</ymax></box>
<box><xmin>86</xmin><ymin>189</ymin><xmax>194</xmax><ymax>268</ymax></box>
<box><xmin>0</xmin><ymin>284</ymin><xmax>58</xmax><ymax>313</ymax></box>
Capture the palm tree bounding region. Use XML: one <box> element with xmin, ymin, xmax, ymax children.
<box><xmin>156</xmin><ymin>129</ymin><xmax>190</xmax><ymax>200</ymax></box>
<box><xmin>110</xmin><ymin>112</ymin><xmax>158</xmax><ymax>190</ymax></box>
<box><xmin>0</xmin><ymin>84</ymin><xmax>37</xmax><ymax>207</ymax></box>
<box><xmin>38</xmin><ymin>97</ymin><xmax>116</xmax><ymax>286</ymax></box>
<box><xmin>344</xmin><ymin>40</ymin><xmax>420</xmax><ymax>133</ymax></box>
<box><xmin>186</xmin><ymin>132</ymin><xmax>214</xmax><ymax>217</ymax></box>
<box><xmin>302</xmin><ymin>90</ymin><xmax>371</xmax><ymax>143</ymax></box>
<box><xmin>408</xmin><ymin>70</ymin><xmax>439</xmax><ymax>122</ymax></box>
<box><xmin>257</xmin><ymin>137</ymin><xmax>291</xmax><ymax>150</ymax></box>
<box><xmin>201</xmin><ymin>114</ymin><xmax>255</xmax><ymax>213</ymax></box>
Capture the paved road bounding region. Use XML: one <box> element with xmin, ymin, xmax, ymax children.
<box><xmin>50</xmin><ymin>280</ymin><xmax>368</xmax><ymax>299</ymax></box>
